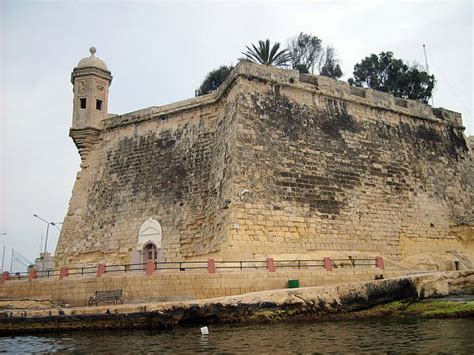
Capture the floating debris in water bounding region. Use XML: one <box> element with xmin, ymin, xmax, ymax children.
<box><xmin>200</xmin><ymin>326</ymin><xmax>209</xmax><ymax>335</ymax></box>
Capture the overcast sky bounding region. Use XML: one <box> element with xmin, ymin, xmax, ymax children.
<box><xmin>1</xmin><ymin>0</ymin><xmax>472</xmax><ymax>271</ymax></box>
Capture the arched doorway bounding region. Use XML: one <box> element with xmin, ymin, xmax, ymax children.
<box><xmin>143</xmin><ymin>242</ymin><xmax>158</xmax><ymax>263</ymax></box>
<box><xmin>132</xmin><ymin>218</ymin><xmax>163</xmax><ymax>266</ymax></box>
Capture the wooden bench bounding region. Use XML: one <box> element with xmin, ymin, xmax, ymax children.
<box><xmin>88</xmin><ymin>290</ymin><xmax>124</xmax><ymax>306</ymax></box>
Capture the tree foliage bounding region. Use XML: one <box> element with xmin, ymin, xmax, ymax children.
<box><xmin>288</xmin><ymin>33</ymin><xmax>342</xmax><ymax>78</ymax></box>
<box><xmin>348</xmin><ymin>51</ymin><xmax>435</xmax><ymax>103</ymax></box>
<box><xmin>319</xmin><ymin>46</ymin><xmax>343</xmax><ymax>79</ymax></box>
<box><xmin>196</xmin><ymin>65</ymin><xmax>233</xmax><ymax>96</ymax></box>
<box><xmin>288</xmin><ymin>33</ymin><xmax>323</xmax><ymax>74</ymax></box>
<box><xmin>242</xmin><ymin>39</ymin><xmax>291</xmax><ymax>67</ymax></box>
<box><xmin>197</xmin><ymin>35</ymin><xmax>346</xmax><ymax>97</ymax></box>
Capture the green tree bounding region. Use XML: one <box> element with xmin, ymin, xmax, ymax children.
<box><xmin>196</xmin><ymin>65</ymin><xmax>233</xmax><ymax>96</ymax></box>
<box><xmin>348</xmin><ymin>51</ymin><xmax>435</xmax><ymax>103</ymax></box>
<box><xmin>288</xmin><ymin>32</ymin><xmax>323</xmax><ymax>74</ymax></box>
<box><xmin>242</xmin><ymin>39</ymin><xmax>291</xmax><ymax>67</ymax></box>
<box><xmin>319</xmin><ymin>46</ymin><xmax>343</xmax><ymax>79</ymax></box>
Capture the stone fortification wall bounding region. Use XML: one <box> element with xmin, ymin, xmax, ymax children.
<box><xmin>219</xmin><ymin>62</ymin><xmax>472</xmax><ymax>267</ymax></box>
<box><xmin>55</xmin><ymin>84</ymin><xmax>240</xmax><ymax>266</ymax></box>
<box><xmin>55</xmin><ymin>61</ymin><xmax>472</xmax><ymax>269</ymax></box>
<box><xmin>450</xmin><ymin>135</ymin><xmax>474</xmax><ymax>254</ymax></box>
<box><xmin>0</xmin><ymin>268</ymin><xmax>385</xmax><ymax>307</ymax></box>
<box><xmin>463</xmin><ymin>135</ymin><xmax>474</xmax><ymax>224</ymax></box>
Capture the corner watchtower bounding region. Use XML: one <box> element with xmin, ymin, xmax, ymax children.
<box><xmin>70</xmin><ymin>47</ymin><xmax>112</xmax><ymax>160</ymax></box>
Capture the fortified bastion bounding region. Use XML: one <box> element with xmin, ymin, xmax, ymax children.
<box><xmin>55</xmin><ymin>48</ymin><xmax>473</xmax><ymax>271</ymax></box>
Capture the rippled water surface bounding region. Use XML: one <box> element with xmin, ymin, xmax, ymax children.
<box><xmin>1</xmin><ymin>318</ymin><xmax>473</xmax><ymax>353</ymax></box>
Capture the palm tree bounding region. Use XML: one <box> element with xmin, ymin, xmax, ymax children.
<box><xmin>242</xmin><ymin>39</ymin><xmax>291</xmax><ymax>67</ymax></box>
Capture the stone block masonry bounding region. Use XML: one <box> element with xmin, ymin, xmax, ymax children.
<box><xmin>56</xmin><ymin>93</ymin><xmax>238</xmax><ymax>266</ymax></box>
<box><xmin>55</xmin><ymin>59</ymin><xmax>473</xmax><ymax>271</ymax></box>
<box><xmin>0</xmin><ymin>267</ymin><xmax>390</xmax><ymax>307</ymax></box>
<box><xmin>225</xmin><ymin>71</ymin><xmax>472</xmax><ymax>266</ymax></box>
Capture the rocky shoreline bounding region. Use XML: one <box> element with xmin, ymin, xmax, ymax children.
<box><xmin>346</xmin><ymin>298</ymin><xmax>474</xmax><ymax>320</ymax></box>
<box><xmin>1</xmin><ymin>270</ymin><xmax>473</xmax><ymax>334</ymax></box>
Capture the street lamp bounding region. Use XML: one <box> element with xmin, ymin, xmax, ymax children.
<box><xmin>51</xmin><ymin>222</ymin><xmax>62</xmax><ymax>232</ymax></box>
<box><xmin>33</xmin><ymin>214</ymin><xmax>57</xmax><ymax>273</ymax></box>
<box><xmin>0</xmin><ymin>233</ymin><xmax>6</xmax><ymax>273</ymax></box>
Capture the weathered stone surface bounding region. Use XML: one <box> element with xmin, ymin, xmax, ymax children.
<box><xmin>0</xmin><ymin>299</ymin><xmax>62</xmax><ymax>310</ymax></box>
<box><xmin>55</xmin><ymin>60</ymin><xmax>473</xmax><ymax>270</ymax></box>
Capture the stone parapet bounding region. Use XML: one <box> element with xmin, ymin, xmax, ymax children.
<box><xmin>103</xmin><ymin>61</ymin><xmax>463</xmax><ymax>130</ymax></box>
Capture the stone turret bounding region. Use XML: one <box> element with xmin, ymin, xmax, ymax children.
<box><xmin>70</xmin><ymin>47</ymin><xmax>112</xmax><ymax>161</ymax></box>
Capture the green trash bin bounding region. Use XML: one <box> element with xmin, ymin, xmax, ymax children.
<box><xmin>288</xmin><ymin>279</ymin><xmax>300</xmax><ymax>288</ymax></box>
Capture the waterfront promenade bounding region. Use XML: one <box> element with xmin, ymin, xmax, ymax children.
<box><xmin>1</xmin><ymin>270</ymin><xmax>472</xmax><ymax>334</ymax></box>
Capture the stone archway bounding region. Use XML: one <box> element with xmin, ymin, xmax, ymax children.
<box><xmin>132</xmin><ymin>218</ymin><xmax>163</xmax><ymax>265</ymax></box>
<box><xmin>143</xmin><ymin>242</ymin><xmax>158</xmax><ymax>264</ymax></box>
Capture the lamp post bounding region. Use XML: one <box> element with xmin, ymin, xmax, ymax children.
<box><xmin>33</xmin><ymin>214</ymin><xmax>57</xmax><ymax>273</ymax></box>
<box><xmin>51</xmin><ymin>222</ymin><xmax>62</xmax><ymax>232</ymax></box>
<box><xmin>0</xmin><ymin>233</ymin><xmax>6</xmax><ymax>273</ymax></box>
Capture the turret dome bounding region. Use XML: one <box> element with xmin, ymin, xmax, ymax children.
<box><xmin>76</xmin><ymin>47</ymin><xmax>108</xmax><ymax>71</ymax></box>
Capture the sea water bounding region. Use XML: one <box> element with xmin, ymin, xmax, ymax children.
<box><xmin>1</xmin><ymin>318</ymin><xmax>473</xmax><ymax>353</ymax></box>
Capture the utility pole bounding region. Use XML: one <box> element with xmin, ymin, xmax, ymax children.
<box><xmin>10</xmin><ymin>249</ymin><xmax>13</xmax><ymax>273</ymax></box>
<box><xmin>0</xmin><ymin>233</ymin><xmax>6</xmax><ymax>273</ymax></box>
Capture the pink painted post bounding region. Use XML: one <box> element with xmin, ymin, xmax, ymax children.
<box><xmin>266</xmin><ymin>258</ymin><xmax>276</xmax><ymax>272</ymax></box>
<box><xmin>96</xmin><ymin>263</ymin><xmax>106</xmax><ymax>277</ymax></box>
<box><xmin>375</xmin><ymin>256</ymin><xmax>385</xmax><ymax>269</ymax></box>
<box><xmin>146</xmin><ymin>260</ymin><xmax>156</xmax><ymax>275</ymax></box>
<box><xmin>59</xmin><ymin>267</ymin><xmax>69</xmax><ymax>280</ymax></box>
<box><xmin>1</xmin><ymin>271</ymin><xmax>10</xmax><ymax>282</ymax></box>
<box><xmin>323</xmin><ymin>257</ymin><xmax>333</xmax><ymax>271</ymax></box>
<box><xmin>28</xmin><ymin>268</ymin><xmax>38</xmax><ymax>281</ymax></box>
<box><xmin>207</xmin><ymin>259</ymin><xmax>216</xmax><ymax>274</ymax></box>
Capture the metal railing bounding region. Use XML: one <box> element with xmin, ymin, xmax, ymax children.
<box><xmin>211</xmin><ymin>260</ymin><xmax>268</xmax><ymax>270</ymax></box>
<box><xmin>1</xmin><ymin>257</ymin><xmax>382</xmax><ymax>282</ymax></box>
<box><xmin>274</xmin><ymin>259</ymin><xmax>324</xmax><ymax>269</ymax></box>
<box><xmin>332</xmin><ymin>258</ymin><xmax>377</xmax><ymax>268</ymax></box>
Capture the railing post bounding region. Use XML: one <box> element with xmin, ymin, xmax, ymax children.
<box><xmin>207</xmin><ymin>259</ymin><xmax>216</xmax><ymax>274</ymax></box>
<box><xmin>323</xmin><ymin>257</ymin><xmax>333</xmax><ymax>271</ymax></box>
<box><xmin>375</xmin><ymin>256</ymin><xmax>385</xmax><ymax>269</ymax></box>
<box><xmin>146</xmin><ymin>260</ymin><xmax>156</xmax><ymax>275</ymax></box>
<box><xmin>1</xmin><ymin>271</ymin><xmax>10</xmax><ymax>282</ymax></box>
<box><xmin>59</xmin><ymin>267</ymin><xmax>69</xmax><ymax>280</ymax></box>
<box><xmin>266</xmin><ymin>258</ymin><xmax>275</xmax><ymax>272</ymax></box>
<box><xmin>28</xmin><ymin>268</ymin><xmax>38</xmax><ymax>281</ymax></box>
<box><xmin>96</xmin><ymin>263</ymin><xmax>106</xmax><ymax>277</ymax></box>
